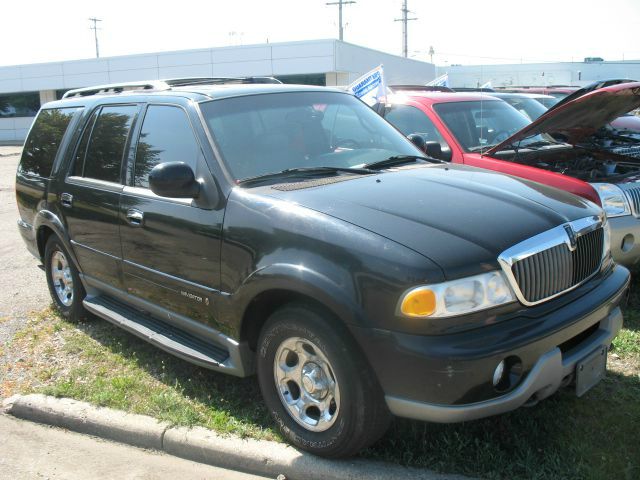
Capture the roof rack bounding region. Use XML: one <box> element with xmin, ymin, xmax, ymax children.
<box><xmin>389</xmin><ymin>85</ymin><xmax>455</xmax><ymax>93</ymax></box>
<box><xmin>62</xmin><ymin>81</ymin><xmax>169</xmax><ymax>98</ymax></box>
<box><xmin>164</xmin><ymin>76</ymin><xmax>283</xmax><ymax>86</ymax></box>
<box><xmin>452</xmin><ymin>87</ymin><xmax>496</xmax><ymax>93</ymax></box>
<box><xmin>62</xmin><ymin>76</ymin><xmax>283</xmax><ymax>99</ymax></box>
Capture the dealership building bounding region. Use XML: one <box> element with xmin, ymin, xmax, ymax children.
<box><xmin>439</xmin><ymin>59</ymin><xmax>640</xmax><ymax>88</ymax></box>
<box><xmin>0</xmin><ymin>39</ymin><xmax>435</xmax><ymax>143</ymax></box>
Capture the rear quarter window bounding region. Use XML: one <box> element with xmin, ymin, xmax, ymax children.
<box><xmin>19</xmin><ymin>108</ymin><xmax>80</xmax><ymax>177</ymax></box>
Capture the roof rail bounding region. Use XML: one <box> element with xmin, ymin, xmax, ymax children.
<box><xmin>164</xmin><ymin>76</ymin><xmax>282</xmax><ymax>86</ymax></box>
<box><xmin>389</xmin><ymin>85</ymin><xmax>455</xmax><ymax>93</ymax></box>
<box><xmin>61</xmin><ymin>76</ymin><xmax>283</xmax><ymax>99</ymax></box>
<box><xmin>62</xmin><ymin>81</ymin><xmax>169</xmax><ymax>98</ymax></box>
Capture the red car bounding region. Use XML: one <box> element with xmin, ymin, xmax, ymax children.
<box><xmin>378</xmin><ymin>80</ymin><xmax>640</xmax><ymax>265</ymax></box>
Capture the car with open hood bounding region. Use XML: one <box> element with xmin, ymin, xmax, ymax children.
<box><xmin>378</xmin><ymin>80</ymin><xmax>640</xmax><ymax>266</ymax></box>
<box><xmin>16</xmin><ymin>79</ymin><xmax>629</xmax><ymax>457</ymax></box>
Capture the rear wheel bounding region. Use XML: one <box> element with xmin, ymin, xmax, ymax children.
<box><xmin>257</xmin><ymin>303</ymin><xmax>390</xmax><ymax>457</ymax></box>
<box><xmin>44</xmin><ymin>236</ymin><xmax>86</xmax><ymax>321</ymax></box>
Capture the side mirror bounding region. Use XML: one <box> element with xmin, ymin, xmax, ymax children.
<box><xmin>149</xmin><ymin>162</ymin><xmax>200</xmax><ymax>198</ymax></box>
<box><xmin>424</xmin><ymin>141</ymin><xmax>442</xmax><ymax>159</ymax></box>
<box><xmin>407</xmin><ymin>133</ymin><xmax>427</xmax><ymax>151</ymax></box>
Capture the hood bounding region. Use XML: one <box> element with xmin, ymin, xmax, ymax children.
<box><xmin>486</xmin><ymin>80</ymin><xmax>640</xmax><ymax>155</ymax></box>
<box><xmin>263</xmin><ymin>165</ymin><xmax>601</xmax><ymax>279</ymax></box>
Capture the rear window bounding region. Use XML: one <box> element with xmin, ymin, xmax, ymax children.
<box><xmin>19</xmin><ymin>108</ymin><xmax>79</xmax><ymax>177</ymax></box>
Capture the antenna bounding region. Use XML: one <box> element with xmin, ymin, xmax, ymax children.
<box><xmin>394</xmin><ymin>1</ymin><xmax>417</xmax><ymax>58</ymax></box>
<box><xmin>326</xmin><ymin>0</ymin><xmax>356</xmax><ymax>41</ymax></box>
<box><xmin>89</xmin><ymin>17</ymin><xmax>102</xmax><ymax>58</ymax></box>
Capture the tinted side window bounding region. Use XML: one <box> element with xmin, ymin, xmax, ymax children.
<box><xmin>72</xmin><ymin>109</ymin><xmax>99</xmax><ymax>177</ymax></box>
<box><xmin>82</xmin><ymin>105</ymin><xmax>137</xmax><ymax>183</ymax></box>
<box><xmin>385</xmin><ymin>105</ymin><xmax>444</xmax><ymax>143</ymax></box>
<box><xmin>20</xmin><ymin>108</ymin><xmax>79</xmax><ymax>177</ymax></box>
<box><xmin>134</xmin><ymin>105</ymin><xmax>200</xmax><ymax>188</ymax></box>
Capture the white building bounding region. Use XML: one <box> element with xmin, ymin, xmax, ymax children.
<box><xmin>0</xmin><ymin>39</ymin><xmax>435</xmax><ymax>143</ymax></box>
<box><xmin>438</xmin><ymin>59</ymin><xmax>640</xmax><ymax>89</ymax></box>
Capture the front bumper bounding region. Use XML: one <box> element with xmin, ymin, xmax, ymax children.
<box><xmin>609</xmin><ymin>214</ymin><xmax>640</xmax><ymax>267</ymax></box>
<box><xmin>351</xmin><ymin>265</ymin><xmax>629</xmax><ymax>423</ymax></box>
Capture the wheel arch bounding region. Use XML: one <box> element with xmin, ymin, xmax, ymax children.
<box><xmin>33</xmin><ymin>209</ymin><xmax>81</xmax><ymax>270</ymax></box>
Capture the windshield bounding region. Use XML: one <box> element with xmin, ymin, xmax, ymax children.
<box><xmin>433</xmin><ymin>100</ymin><xmax>534</xmax><ymax>151</ymax></box>
<box><xmin>535</xmin><ymin>96</ymin><xmax>560</xmax><ymax>108</ymax></box>
<box><xmin>199</xmin><ymin>91</ymin><xmax>421</xmax><ymax>181</ymax></box>
<box><xmin>501</xmin><ymin>96</ymin><xmax>548</xmax><ymax>121</ymax></box>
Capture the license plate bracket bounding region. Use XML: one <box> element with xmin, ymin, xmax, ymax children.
<box><xmin>575</xmin><ymin>346</ymin><xmax>608</xmax><ymax>397</ymax></box>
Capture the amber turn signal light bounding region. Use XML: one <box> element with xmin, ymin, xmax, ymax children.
<box><xmin>400</xmin><ymin>289</ymin><xmax>436</xmax><ymax>317</ymax></box>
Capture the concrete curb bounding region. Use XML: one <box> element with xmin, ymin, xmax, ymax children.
<box><xmin>2</xmin><ymin>394</ymin><xmax>469</xmax><ymax>480</ymax></box>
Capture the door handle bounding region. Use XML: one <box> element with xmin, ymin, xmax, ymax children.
<box><xmin>126</xmin><ymin>209</ymin><xmax>144</xmax><ymax>227</ymax></box>
<box><xmin>60</xmin><ymin>193</ymin><xmax>73</xmax><ymax>208</ymax></box>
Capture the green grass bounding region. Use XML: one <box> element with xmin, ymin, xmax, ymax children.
<box><xmin>4</xmin><ymin>271</ymin><xmax>640</xmax><ymax>479</ymax></box>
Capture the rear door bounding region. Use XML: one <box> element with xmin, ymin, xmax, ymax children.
<box><xmin>119</xmin><ymin>101</ymin><xmax>225</xmax><ymax>329</ymax></box>
<box><xmin>62</xmin><ymin>104</ymin><xmax>139</xmax><ymax>291</ymax></box>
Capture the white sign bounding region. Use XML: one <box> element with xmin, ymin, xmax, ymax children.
<box><xmin>347</xmin><ymin>65</ymin><xmax>387</xmax><ymax>106</ymax></box>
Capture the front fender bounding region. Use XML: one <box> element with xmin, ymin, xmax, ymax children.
<box><xmin>220</xmin><ymin>262</ymin><xmax>365</xmax><ymax>334</ymax></box>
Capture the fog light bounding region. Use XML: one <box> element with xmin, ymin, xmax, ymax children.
<box><xmin>493</xmin><ymin>360</ymin><xmax>505</xmax><ymax>387</ymax></box>
<box><xmin>621</xmin><ymin>233</ymin><xmax>634</xmax><ymax>253</ymax></box>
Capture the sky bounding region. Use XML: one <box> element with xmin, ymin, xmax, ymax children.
<box><xmin>2</xmin><ymin>0</ymin><xmax>640</xmax><ymax>67</ymax></box>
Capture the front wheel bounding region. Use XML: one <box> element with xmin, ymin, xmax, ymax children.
<box><xmin>257</xmin><ymin>304</ymin><xmax>390</xmax><ymax>457</ymax></box>
<box><xmin>44</xmin><ymin>235</ymin><xmax>86</xmax><ymax>322</ymax></box>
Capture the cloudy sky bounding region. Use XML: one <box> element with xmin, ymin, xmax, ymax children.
<box><xmin>2</xmin><ymin>0</ymin><xmax>639</xmax><ymax>66</ymax></box>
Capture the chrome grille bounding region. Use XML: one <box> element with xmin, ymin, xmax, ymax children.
<box><xmin>511</xmin><ymin>228</ymin><xmax>603</xmax><ymax>303</ymax></box>
<box><xmin>622</xmin><ymin>183</ymin><xmax>640</xmax><ymax>216</ymax></box>
<box><xmin>499</xmin><ymin>216</ymin><xmax>604</xmax><ymax>306</ymax></box>
<box><xmin>611</xmin><ymin>145</ymin><xmax>640</xmax><ymax>159</ymax></box>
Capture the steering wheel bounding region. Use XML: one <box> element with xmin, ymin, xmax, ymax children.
<box><xmin>334</xmin><ymin>138</ymin><xmax>361</xmax><ymax>149</ymax></box>
<box><xmin>490</xmin><ymin>131</ymin><xmax>510</xmax><ymax>144</ymax></box>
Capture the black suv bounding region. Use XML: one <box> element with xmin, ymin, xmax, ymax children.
<box><xmin>16</xmin><ymin>78</ymin><xmax>630</xmax><ymax>457</ymax></box>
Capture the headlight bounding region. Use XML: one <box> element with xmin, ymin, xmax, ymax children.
<box><xmin>398</xmin><ymin>271</ymin><xmax>516</xmax><ymax>318</ymax></box>
<box><xmin>591</xmin><ymin>183</ymin><xmax>631</xmax><ymax>217</ymax></box>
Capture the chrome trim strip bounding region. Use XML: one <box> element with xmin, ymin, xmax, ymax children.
<box><xmin>70</xmin><ymin>240</ymin><xmax>121</xmax><ymax>260</ymax></box>
<box><xmin>66</xmin><ymin>175</ymin><xmax>124</xmax><ymax>193</ymax></box>
<box><xmin>17</xmin><ymin>219</ymin><xmax>32</xmax><ymax>231</ymax></box>
<box><xmin>123</xmin><ymin>259</ymin><xmax>225</xmax><ymax>296</ymax></box>
<box><xmin>498</xmin><ymin>215</ymin><xmax>604</xmax><ymax>306</ymax></box>
<box><xmin>121</xmin><ymin>185</ymin><xmax>194</xmax><ymax>206</ymax></box>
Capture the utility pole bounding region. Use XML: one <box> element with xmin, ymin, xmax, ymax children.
<box><xmin>89</xmin><ymin>17</ymin><xmax>102</xmax><ymax>58</ymax></box>
<box><xmin>394</xmin><ymin>1</ymin><xmax>417</xmax><ymax>58</ymax></box>
<box><xmin>428</xmin><ymin>45</ymin><xmax>435</xmax><ymax>64</ymax></box>
<box><xmin>326</xmin><ymin>0</ymin><xmax>356</xmax><ymax>41</ymax></box>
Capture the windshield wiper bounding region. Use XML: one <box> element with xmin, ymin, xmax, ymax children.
<box><xmin>467</xmin><ymin>144</ymin><xmax>498</xmax><ymax>153</ymax></box>
<box><xmin>362</xmin><ymin>154</ymin><xmax>442</xmax><ymax>170</ymax></box>
<box><xmin>237</xmin><ymin>166</ymin><xmax>375</xmax><ymax>186</ymax></box>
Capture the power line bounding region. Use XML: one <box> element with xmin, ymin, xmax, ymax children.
<box><xmin>394</xmin><ymin>0</ymin><xmax>417</xmax><ymax>58</ymax></box>
<box><xmin>89</xmin><ymin>17</ymin><xmax>102</xmax><ymax>58</ymax></box>
<box><xmin>326</xmin><ymin>0</ymin><xmax>356</xmax><ymax>41</ymax></box>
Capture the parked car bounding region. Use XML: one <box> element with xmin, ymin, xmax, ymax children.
<box><xmin>17</xmin><ymin>79</ymin><xmax>629</xmax><ymax>457</ymax></box>
<box><xmin>478</xmin><ymin>92</ymin><xmax>550</xmax><ymax>120</ymax></box>
<box><xmin>452</xmin><ymin>88</ymin><xmax>558</xmax><ymax>116</ymax></box>
<box><xmin>378</xmin><ymin>81</ymin><xmax>640</xmax><ymax>266</ymax></box>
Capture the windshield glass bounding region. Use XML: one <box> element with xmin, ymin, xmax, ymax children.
<box><xmin>501</xmin><ymin>96</ymin><xmax>548</xmax><ymax>121</ymax></box>
<box><xmin>433</xmin><ymin>100</ymin><xmax>534</xmax><ymax>151</ymax></box>
<box><xmin>199</xmin><ymin>91</ymin><xmax>421</xmax><ymax>181</ymax></box>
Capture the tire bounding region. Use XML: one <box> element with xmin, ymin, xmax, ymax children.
<box><xmin>257</xmin><ymin>303</ymin><xmax>391</xmax><ymax>457</ymax></box>
<box><xmin>44</xmin><ymin>235</ymin><xmax>86</xmax><ymax>322</ymax></box>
